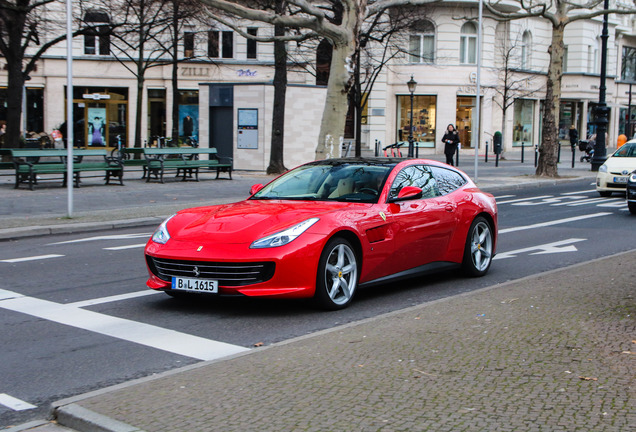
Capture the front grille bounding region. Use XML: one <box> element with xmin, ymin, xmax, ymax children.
<box><xmin>147</xmin><ymin>256</ymin><xmax>275</xmax><ymax>287</ymax></box>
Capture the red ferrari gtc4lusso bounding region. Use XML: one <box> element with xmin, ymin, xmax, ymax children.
<box><xmin>145</xmin><ymin>158</ymin><xmax>498</xmax><ymax>310</ymax></box>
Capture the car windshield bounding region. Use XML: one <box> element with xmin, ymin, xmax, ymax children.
<box><xmin>251</xmin><ymin>161</ymin><xmax>394</xmax><ymax>203</ymax></box>
<box><xmin>613</xmin><ymin>143</ymin><xmax>636</xmax><ymax>157</ymax></box>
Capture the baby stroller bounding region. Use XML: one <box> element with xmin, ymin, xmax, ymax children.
<box><xmin>579</xmin><ymin>139</ymin><xmax>595</xmax><ymax>162</ymax></box>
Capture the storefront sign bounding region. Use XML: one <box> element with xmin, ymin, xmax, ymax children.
<box><xmin>182</xmin><ymin>67</ymin><xmax>210</xmax><ymax>77</ymax></box>
<box><xmin>237</xmin><ymin>69</ymin><xmax>257</xmax><ymax>77</ymax></box>
<box><xmin>82</xmin><ymin>93</ymin><xmax>110</xmax><ymax>100</ymax></box>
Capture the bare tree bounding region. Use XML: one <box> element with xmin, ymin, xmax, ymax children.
<box><xmin>491</xmin><ymin>23</ymin><xmax>541</xmax><ymax>158</ymax></box>
<box><xmin>0</xmin><ymin>1</ymin><xmax>87</xmax><ymax>149</ymax></box>
<box><xmin>103</xmin><ymin>0</ymin><xmax>173</xmax><ymax>148</ymax></box>
<box><xmin>484</xmin><ymin>0</ymin><xmax>636</xmax><ymax>177</ymax></box>
<box><xmin>198</xmin><ymin>0</ymin><xmax>441</xmax><ymax>160</ymax></box>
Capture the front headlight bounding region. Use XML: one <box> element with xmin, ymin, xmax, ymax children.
<box><xmin>152</xmin><ymin>214</ymin><xmax>176</xmax><ymax>244</ymax></box>
<box><xmin>630</xmin><ymin>172</ymin><xmax>636</xmax><ymax>182</ymax></box>
<box><xmin>251</xmin><ymin>218</ymin><xmax>319</xmax><ymax>248</ymax></box>
<box><xmin>599</xmin><ymin>164</ymin><xmax>608</xmax><ymax>173</ymax></box>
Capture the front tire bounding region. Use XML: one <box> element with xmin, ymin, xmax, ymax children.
<box><xmin>314</xmin><ymin>237</ymin><xmax>359</xmax><ymax>310</ymax></box>
<box><xmin>462</xmin><ymin>216</ymin><xmax>494</xmax><ymax>277</ymax></box>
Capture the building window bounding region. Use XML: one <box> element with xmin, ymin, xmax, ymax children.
<box><xmin>246</xmin><ymin>27</ymin><xmax>257</xmax><ymax>59</ymax></box>
<box><xmin>621</xmin><ymin>46</ymin><xmax>636</xmax><ymax>81</ymax></box>
<box><xmin>184</xmin><ymin>31</ymin><xmax>195</xmax><ymax>57</ymax></box>
<box><xmin>460</xmin><ymin>22</ymin><xmax>477</xmax><ymax>65</ymax></box>
<box><xmin>208</xmin><ymin>30</ymin><xmax>233</xmax><ymax>59</ymax></box>
<box><xmin>520</xmin><ymin>31</ymin><xmax>531</xmax><ymax>70</ymax></box>
<box><xmin>83</xmin><ymin>11</ymin><xmax>110</xmax><ymax>55</ymax></box>
<box><xmin>409</xmin><ymin>19</ymin><xmax>435</xmax><ymax>64</ymax></box>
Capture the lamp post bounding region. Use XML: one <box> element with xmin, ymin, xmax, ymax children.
<box><xmin>591</xmin><ymin>0</ymin><xmax>609</xmax><ymax>172</ymax></box>
<box><xmin>407</xmin><ymin>75</ymin><xmax>417</xmax><ymax>158</ymax></box>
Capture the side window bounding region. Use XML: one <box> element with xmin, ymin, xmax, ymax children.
<box><xmin>389</xmin><ymin>165</ymin><xmax>439</xmax><ymax>200</ymax></box>
<box><xmin>431</xmin><ymin>166</ymin><xmax>467</xmax><ymax>195</ymax></box>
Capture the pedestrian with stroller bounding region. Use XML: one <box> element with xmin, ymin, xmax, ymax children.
<box><xmin>442</xmin><ymin>124</ymin><xmax>460</xmax><ymax>166</ymax></box>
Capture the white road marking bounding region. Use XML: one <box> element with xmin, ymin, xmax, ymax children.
<box><xmin>494</xmin><ymin>238</ymin><xmax>586</xmax><ymax>260</ymax></box>
<box><xmin>103</xmin><ymin>244</ymin><xmax>147</xmax><ymax>251</ymax></box>
<box><xmin>1</xmin><ymin>254</ymin><xmax>64</xmax><ymax>263</ymax></box>
<box><xmin>0</xmin><ymin>289</ymin><xmax>249</xmax><ymax>361</ymax></box>
<box><xmin>0</xmin><ymin>393</ymin><xmax>37</xmax><ymax>411</ymax></box>
<box><xmin>496</xmin><ymin>195</ymin><xmax>553</xmax><ymax>204</ymax></box>
<box><xmin>493</xmin><ymin>194</ymin><xmax>515</xmax><ymax>200</ymax></box>
<box><xmin>561</xmin><ymin>189</ymin><xmax>596</xmax><ymax>195</ymax></box>
<box><xmin>499</xmin><ymin>212</ymin><xmax>611</xmax><ymax>234</ymax></box>
<box><xmin>49</xmin><ymin>233</ymin><xmax>151</xmax><ymax>245</ymax></box>
<box><xmin>69</xmin><ymin>290</ymin><xmax>160</xmax><ymax>308</ymax></box>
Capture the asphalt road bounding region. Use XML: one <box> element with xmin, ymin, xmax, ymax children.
<box><xmin>1</xmin><ymin>178</ymin><xmax>634</xmax><ymax>429</ymax></box>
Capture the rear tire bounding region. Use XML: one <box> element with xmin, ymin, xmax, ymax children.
<box><xmin>462</xmin><ymin>216</ymin><xmax>494</xmax><ymax>277</ymax></box>
<box><xmin>314</xmin><ymin>237</ymin><xmax>359</xmax><ymax>310</ymax></box>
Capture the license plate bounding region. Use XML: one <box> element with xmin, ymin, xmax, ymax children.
<box><xmin>613</xmin><ymin>176</ymin><xmax>628</xmax><ymax>184</ymax></box>
<box><xmin>172</xmin><ymin>277</ymin><xmax>218</xmax><ymax>293</ymax></box>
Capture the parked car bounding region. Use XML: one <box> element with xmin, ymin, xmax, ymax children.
<box><xmin>627</xmin><ymin>170</ymin><xmax>636</xmax><ymax>214</ymax></box>
<box><xmin>596</xmin><ymin>140</ymin><xmax>636</xmax><ymax>197</ymax></box>
<box><xmin>144</xmin><ymin>158</ymin><xmax>498</xmax><ymax>310</ymax></box>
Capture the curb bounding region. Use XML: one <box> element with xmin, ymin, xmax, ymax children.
<box><xmin>54</xmin><ymin>405</ymin><xmax>144</xmax><ymax>432</ymax></box>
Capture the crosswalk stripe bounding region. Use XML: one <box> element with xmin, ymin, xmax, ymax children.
<box><xmin>0</xmin><ymin>393</ymin><xmax>37</xmax><ymax>411</ymax></box>
<box><xmin>0</xmin><ymin>289</ymin><xmax>249</xmax><ymax>361</ymax></box>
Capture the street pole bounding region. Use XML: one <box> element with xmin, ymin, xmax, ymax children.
<box><xmin>407</xmin><ymin>76</ymin><xmax>417</xmax><ymax>158</ymax></box>
<box><xmin>474</xmin><ymin>0</ymin><xmax>483</xmax><ymax>182</ymax></box>
<box><xmin>591</xmin><ymin>0</ymin><xmax>609</xmax><ymax>172</ymax></box>
<box><xmin>66</xmin><ymin>0</ymin><xmax>74</xmax><ymax>217</ymax></box>
<box><xmin>627</xmin><ymin>83</ymin><xmax>633</xmax><ymax>138</ymax></box>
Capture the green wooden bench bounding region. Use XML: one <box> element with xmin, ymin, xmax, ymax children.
<box><xmin>9</xmin><ymin>148</ymin><xmax>124</xmax><ymax>190</ymax></box>
<box><xmin>142</xmin><ymin>147</ymin><xmax>233</xmax><ymax>183</ymax></box>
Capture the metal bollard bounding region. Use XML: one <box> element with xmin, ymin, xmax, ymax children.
<box><xmin>485</xmin><ymin>141</ymin><xmax>489</xmax><ymax>163</ymax></box>
<box><xmin>375</xmin><ymin>139</ymin><xmax>379</xmax><ymax>157</ymax></box>
<box><xmin>557</xmin><ymin>143</ymin><xmax>561</xmax><ymax>163</ymax></box>
<box><xmin>534</xmin><ymin>144</ymin><xmax>538</xmax><ymax>167</ymax></box>
<box><xmin>521</xmin><ymin>142</ymin><xmax>525</xmax><ymax>163</ymax></box>
<box><xmin>571</xmin><ymin>145</ymin><xmax>576</xmax><ymax>168</ymax></box>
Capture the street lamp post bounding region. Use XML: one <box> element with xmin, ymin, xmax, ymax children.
<box><xmin>591</xmin><ymin>0</ymin><xmax>609</xmax><ymax>172</ymax></box>
<box><xmin>407</xmin><ymin>75</ymin><xmax>417</xmax><ymax>158</ymax></box>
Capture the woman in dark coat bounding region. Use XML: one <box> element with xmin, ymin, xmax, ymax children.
<box><xmin>442</xmin><ymin>124</ymin><xmax>460</xmax><ymax>166</ymax></box>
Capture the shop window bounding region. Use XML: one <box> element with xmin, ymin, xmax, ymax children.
<box><xmin>246</xmin><ymin>27</ymin><xmax>257</xmax><ymax>59</ymax></box>
<box><xmin>184</xmin><ymin>31</ymin><xmax>195</xmax><ymax>57</ymax></box>
<box><xmin>409</xmin><ymin>19</ymin><xmax>435</xmax><ymax>64</ymax></box>
<box><xmin>397</xmin><ymin>95</ymin><xmax>436</xmax><ymax>147</ymax></box>
<box><xmin>513</xmin><ymin>99</ymin><xmax>534</xmax><ymax>146</ymax></box>
<box><xmin>208</xmin><ymin>30</ymin><xmax>233</xmax><ymax>59</ymax></box>
<box><xmin>83</xmin><ymin>11</ymin><xmax>110</xmax><ymax>55</ymax></box>
<box><xmin>460</xmin><ymin>22</ymin><xmax>477</xmax><ymax>65</ymax></box>
<box><xmin>520</xmin><ymin>31</ymin><xmax>531</xmax><ymax>70</ymax></box>
<box><xmin>178</xmin><ymin>90</ymin><xmax>199</xmax><ymax>140</ymax></box>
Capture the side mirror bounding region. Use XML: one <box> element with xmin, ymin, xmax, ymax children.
<box><xmin>250</xmin><ymin>184</ymin><xmax>264</xmax><ymax>195</ymax></box>
<box><xmin>389</xmin><ymin>186</ymin><xmax>422</xmax><ymax>202</ymax></box>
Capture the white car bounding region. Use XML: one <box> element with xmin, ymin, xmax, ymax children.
<box><xmin>596</xmin><ymin>140</ymin><xmax>636</xmax><ymax>197</ymax></box>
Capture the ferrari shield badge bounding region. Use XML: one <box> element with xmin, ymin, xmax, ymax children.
<box><xmin>197</xmin><ymin>246</ymin><xmax>203</xmax><ymax>252</ymax></box>
<box><xmin>379</xmin><ymin>211</ymin><xmax>386</xmax><ymax>222</ymax></box>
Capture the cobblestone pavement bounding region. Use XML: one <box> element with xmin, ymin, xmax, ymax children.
<box><xmin>48</xmin><ymin>250</ymin><xmax>635</xmax><ymax>432</ymax></box>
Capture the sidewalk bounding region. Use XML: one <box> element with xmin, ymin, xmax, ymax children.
<box><xmin>24</xmin><ymin>250</ymin><xmax>636</xmax><ymax>432</ymax></box>
<box><xmin>0</xmin><ymin>150</ymin><xmax>597</xmax><ymax>240</ymax></box>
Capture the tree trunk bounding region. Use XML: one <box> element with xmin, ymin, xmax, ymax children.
<box><xmin>267</xmin><ymin>7</ymin><xmax>287</xmax><ymax>175</ymax></box>
<box><xmin>4</xmin><ymin>62</ymin><xmax>25</xmax><ymax>149</ymax></box>
<box><xmin>536</xmin><ymin>24</ymin><xmax>565</xmax><ymax>177</ymax></box>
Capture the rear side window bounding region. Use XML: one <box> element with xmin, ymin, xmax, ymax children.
<box><xmin>431</xmin><ymin>166</ymin><xmax>467</xmax><ymax>195</ymax></box>
<box><xmin>389</xmin><ymin>165</ymin><xmax>439</xmax><ymax>200</ymax></box>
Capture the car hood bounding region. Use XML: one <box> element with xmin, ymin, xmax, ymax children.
<box><xmin>167</xmin><ymin>199</ymin><xmax>366</xmax><ymax>244</ymax></box>
<box><xmin>604</xmin><ymin>157</ymin><xmax>636</xmax><ymax>173</ymax></box>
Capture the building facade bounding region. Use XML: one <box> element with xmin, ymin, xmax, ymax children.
<box><xmin>1</xmin><ymin>1</ymin><xmax>635</xmax><ymax>171</ymax></box>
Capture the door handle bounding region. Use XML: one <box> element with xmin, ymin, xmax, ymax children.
<box><xmin>445</xmin><ymin>204</ymin><xmax>455</xmax><ymax>212</ymax></box>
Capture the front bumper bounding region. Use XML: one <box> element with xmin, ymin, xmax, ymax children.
<box><xmin>596</xmin><ymin>171</ymin><xmax>628</xmax><ymax>192</ymax></box>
